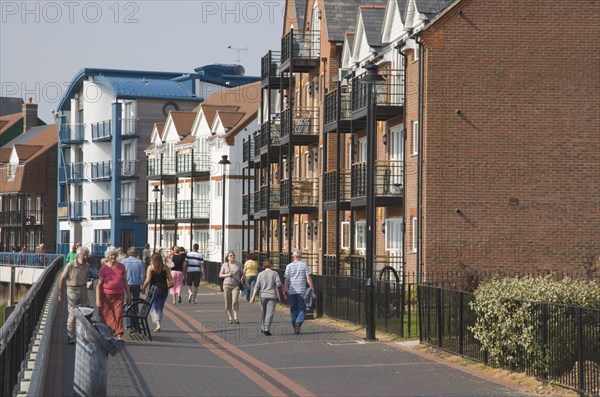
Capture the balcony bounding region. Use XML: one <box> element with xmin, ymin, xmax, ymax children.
<box><xmin>324</xmin><ymin>82</ymin><xmax>359</xmax><ymax>133</ymax></box>
<box><xmin>90</xmin><ymin>199</ymin><xmax>110</xmax><ymax>218</ymax></box>
<box><xmin>0</xmin><ymin>211</ymin><xmax>22</xmax><ymax>225</ymax></box>
<box><xmin>90</xmin><ymin>161</ymin><xmax>111</xmax><ymax>180</ymax></box>
<box><xmin>279</xmin><ymin>178</ymin><xmax>318</xmax><ymax>213</ymax></box>
<box><xmin>323</xmin><ymin>170</ymin><xmax>351</xmax><ymax>210</ymax></box>
<box><xmin>147</xmin><ymin>201</ymin><xmax>176</xmax><ymax>222</ymax></box>
<box><xmin>59</xmin><ymin>124</ymin><xmax>85</xmax><ymax>144</ymax></box>
<box><xmin>176</xmin><ymin>199</ymin><xmax>210</xmax><ymax>221</ymax></box>
<box><xmin>121</xmin><ymin>198</ymin><xmax>135</xmax><ymax>216</ymax></box>
<box><xmin>242</xmin><ymin>193</ymin><xmax>254</xmax><ymax>219</ymax></box>
<box><xmin>176</xmin><ymin>152</ymin><xmax>210</xmax><ymax>175</ymax></box>
<box><xmin>256</xmin><ymin>118</ymin><xmax>281</xmax><ymax>162</ymax></box>
<box><xmin>258</xmin><ymin>186</ymin><xmax>280</xmax><ymax>215</ymax></box>
<box><xmin>62</xmin><ymin>162</ymin><xmax>86</xmax><ymax>183</ymax></box>
<box><xmin>280</xmin><ymin>29</ymin><xmax>320</xmax><ymax>73</ymax></box>
<box><xmin>243</xmin><ymin>139</ymin><xmax>255</xmax><ymax>167</ymax></box>
<box><xmin>350</xmin><ymin>161</ymin><xmax>404</xmax><ymax>207</ymax></box>
<box><xmin>147</xmin><ymin>157</ymin><xmax>176</xmax><ymax>180</ymax></box>
<box><xmin>122</xmin><ymin>119</ymin><xmax>137</xmax><ymax>138</ymax></box>
<box><xmin>351</xmin><ymin>69</ymin><xmax>405</xmax><ymax>121</ymax></box>
<box><xmin>280</xmin><ymin>107</ymin><xmax>319</xmax><ymax>146</ymax></box>
<box><xmin>58</xmin><ymin>201</ymin><xmax>84</xmax><ymax>220</ymax></box>
<box><xmin>91</xmin><ymin>120</ymin><xmax>112</xmax><ymax>141</ymax></box>
<box><xmin>261</xmin><ymin>51</ymin><xmax>289</xmax><ymax>89</ymax></box>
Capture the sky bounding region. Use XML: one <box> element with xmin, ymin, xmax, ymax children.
<box><xmin>1</xmin><ymin>0</ymin><xmax>285</xmax><ymax>123</ymax></box>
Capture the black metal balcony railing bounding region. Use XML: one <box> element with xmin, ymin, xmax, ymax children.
<box><xmin>90</xmin><ymin>161</ymin><xmax>111</xmax><ymax>180</ymax></box>
<box><xmin>259</xmin><ymin>118</ymin><xmax>281</xmax><ymax>149</ymax></box>
<box><xmin>120</xmin><ymin>160</ymin><xmax>136</xmax><ymax>177</ymax></box>
<box><xmin>280</xmin><ymin>178</ymin><xmax>318</xmax><ymax>207</ymax></box>
<box><xmin>243</xmin><ymin>139</ymin><xmax>254</xmax><ymax>163</ymax></box>
<box><xmin>281</xmin><ymin>29</ymin><xmax>320</xmax><ymax>65</ymax></box>
<box><xmin>147</xmin><ymin>201</ymin><xmax>176</xmax><ymax>220</ymax></box>
<box><xmin>259</xmin><ymin>187</ymin><xmax>280</xmax><ymax>211</ymax></box>
<box><xmin>176</xmin><ymin>152</ymin><xmax>210</xmax><ymax>174</ymax></box>
<box><xmin>0</xmin><ymin>209</ymin><xmax>44</xmax><ymax>226</ymax></box>
<box><xmin>253</xmin><ymin>190</ymin><xmax>261</xmax><ymax>213</ymax></box>
<box><xmin>324</xmin><ymin>170</ymin><xmax>351</xmax><ymax>203</ymax></box>
<box><xmin>351</xmin><ymin>69</ymin><xmax>405</xmax><ymax>113</ymax></box>
<box><xmin>242</xmin><ymin>194</ymin><xmax>254</xmax><ymax>215</ymax></box>
<box><xmin>122</xmin><ymin>119</ymin><xmax>136</xmax><ymax>136</ymax></box>
<box><xmin>147</xmin><ymin>157</ymin><xmax>176</xmax><ymax>177</ymax></box>
<box><xmin>63</xmin><ymin>163</ymin><xmax>86</xmax><ymax>182</ymax></box>
<box><xmin>281</xmin><ymin>107</ymin><xmax>319</xmax><ymax>139</ymax></box>
<box><xmin>324</xmin><ymin>83</ymin><xmax>352</xmax><ymax>126</ymax></box>
<box><xmin>59</xmin><ymin>124</ymin><xmax>85</xmax><ymax>143</ymax></box>
<box><xmin>176</xmin><ymin>200</ymin><xmax>210</xmax><ymax>219</ymax></box>
<box><xmin>91</xmin><ymin>120</ymin><xmax>112</xmax><ymax>141</ymax></box>
<box><xmin>261</xmin><ymin>51</ymin><xmax>281</xmax><ymax>81</ymax></box>
<box><xmin>90</xmin><ymin>199</ymin><xmax>111</xmax><ymax>218</ymax></box>
<box><xmin>351</xmin><ymin>161</ymin><xmax>404</xmax><ymax>198</ymax></box>
<box><xmin>58</xmin><ymin>201</ymin><xmax>84</xmax><ymax>219</ymax></box>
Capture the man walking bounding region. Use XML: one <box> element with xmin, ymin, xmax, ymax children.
<box><xmin>185</xmin><ymin>243</ymin><xmax>205</xmax><ymax>303</ymax></box>
<box><xmin>123</xmin><ymin>247</ymin><xmax>145</xmax><ymax>330</ymax></box>
<box><xmin>284</xmin><ymin>249</ymin><xmax>315</xmax><ymax>335</ymax></box>
<box><xmin>58</xmin><ymin>246</ymin><xmax>91</xmax><ymax>344</ymax></box>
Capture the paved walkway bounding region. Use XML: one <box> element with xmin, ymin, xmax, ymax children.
<box><xmin>92</xmin><ymin>284</ymin><xmax>529</xmax><ymax>397</ymax></box>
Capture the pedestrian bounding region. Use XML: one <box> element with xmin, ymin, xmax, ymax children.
<box><xmin>219</xmin><ymin>251</ymin><xmax>242</xmax><ymax>324</ymax></box>
<box><xmin>66</xmin><ymin>244</ymin><xmax>77</xmax><ymax>263</ymax></box>
<box><xmin>284</xmin><ymin>249</ymin><xmax>315</xmax><ymax>335</ymax></box>
<box><xmin>122</xmin><ymin>247</ymin><xmax>145</xmax><ymax>331</ymax></box>
<box><xmin>116</xmin><ymin>246</ymin><xmax>125</xmax><ymax>263</ymax></box>
<box><xmin>35</xmin><ymin>244</ymin><xmax>46</xmax><ymax>267</ymax></box>
<box><xmin>142</xmin><ymin>243</ymin><xmax>151</xmax><ymax>269</ymax></box>
<box><xmin>170</xmin><ymin>246</ymin><xmax>187</xmax><ymax>304</ymax></box>
<box><xmin>141</xmin><ymin>253</ymin><xmax>172</xmax><ymax>332</ymax></box>
<box><xmin>243</xmin><ymin>252</ymin><xmax>259</xmax><ymax>302</ymax></box>
<box><xmin>185</xmin><ymin>243</ymin><xmax>204</xmax><ymax>303</ymax></box>
<box><xmin>58</xmin><ymin>246</ymin><xmax>91</xmax><ymax>344</ymax></box>
<box><xmin>96</xmin><ymin>246</ymin><xmax>131</xmax><ymax>340</ymax></box>
<box><xmin>250</xmin><ymin>258</ymin><xmax>282</xmax><ymax>336</ymax></box>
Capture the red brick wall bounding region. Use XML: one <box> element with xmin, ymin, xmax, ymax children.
<box><xmin>420</xmin><ymin>0</ymin><xmax>600</xmax><ymax>273</ymax></box>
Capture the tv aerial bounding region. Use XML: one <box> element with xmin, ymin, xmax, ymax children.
<box><xmin>227</xmin><ymin>45</ymin><xmax>248</xmax><ymax>64</ymax></box>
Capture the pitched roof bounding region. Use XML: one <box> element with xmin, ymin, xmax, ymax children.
<box><xmin>197</xmin><ymin>105</ymin><xmax>241</xmax><ymax>131</ymax></box>
<box><xmin>215</xmin><ymin>111</ymin><xmax>245</xmax><ymax>129</ymax></box>
<box><xmin>169</xmin><ymin>111</ymin><xmax>197</xmax><ymax>137</ymax></box>
<box><xmin>155</xmin><ymin>123</ymin><xmax>165</xmax><ymax>139</ymax></box>
<box><xmin>295</xmin><ymin>0</ymin><xmax>307</xmax><ymax>31</ymax></box>
<box><xmin>0</xmin><ymin>97</ymin><xmax>23</xmax><ymax>117</ymax></box>
<box><xmin>14</xmin><ymin>144</ymin><xmax>43</xmax><ymax>161</ymax></box>
<box><xmin>359</xmin><ymin>5</ymin><xmax>388</xmax><ymax>48</ymax></box>
<box><xmin>0</xmin><ymin>148</ymin><xmax>10</xmax><ymax>163</ymax></box>
<box><xmin>0</xmin><ymin>113</ymin><xmax>23</xmax><ymax>136</ymax></box>
<box><xmin>414</xmin><ymin>0</ymin><xmax>454</xmax><ymax>20</ymax></box>
<box><xmin>324</xmin><ymin>0</ymin><xmax>387</xmax><ymax>42</ymax></box>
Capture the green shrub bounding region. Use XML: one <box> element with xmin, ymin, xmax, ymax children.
<box><xmin>469</xmin><ymin>276</ymin><xmax>600</xmax><ymax>375</ymax></box>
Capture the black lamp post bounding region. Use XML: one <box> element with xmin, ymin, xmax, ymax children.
<box><xmin>218</xmin><ymin>155</ymin><xmax>231</xmax><ymax>264</ymax></box>
<box><xmin>152</xmin><ymin>185</ymin><xmax>161</xmax><ymax>253</ymax></box>
<box><xmin>361</xmin><ymin>61</ymin><xmax>385</xmax><ymax>341</ymax></box>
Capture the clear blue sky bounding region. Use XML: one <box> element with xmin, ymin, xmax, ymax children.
<box><xmin>1</xmin><ymin>0</ymin><xmax>284</xmax><ymax>122</ymax></box>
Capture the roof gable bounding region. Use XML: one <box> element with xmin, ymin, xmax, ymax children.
<box><xmin>382</xmin><ymin>0</ymin><xmax>408</xmax><ymax>43</ymax></box>
<box><xmin>341</xmin><ymin>33</ymin><xmax>356</xmax><ymax>69</ymax></box>
<box><xmin>353</xmin><ymin>6</ymin><xmax>387</xmax><ymax>63</ymax></box>
<box><xmin>323</xmin><ymin>0</ymin><xmax>387</xmax><ymax>43</ymax></box>
<box><xmin>14</xmin><ymin>144</ymin><xmax>43</xmax><ymax>161</ymax></box>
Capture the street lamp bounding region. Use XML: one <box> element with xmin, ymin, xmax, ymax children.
<box><xmin>218</xmin><ymin>154</ymin><xmax>231</xmax><ymax>264</ymax></box>
<box><xmin>361</xmin><ymin>61</ymin><xmax>385</xmax><ymax>341</ymax></box>
<box><xmin>152</xmin><ymin>185</ymin><xmax>161</xmax><ymax>252</ymax></box>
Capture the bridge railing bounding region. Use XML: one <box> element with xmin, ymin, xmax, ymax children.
<box><xmin>0</xmin><ymin>255</ymin><xmax>63</xmax><ymax>397</ymax></box>
<box><xmin>0</xmin><ymin>252</ymin><xmax>62</xmax><ymax>268</ymax></box>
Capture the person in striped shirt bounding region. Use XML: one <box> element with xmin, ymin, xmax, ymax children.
<box><xmin>185</xmin><ymin>244</ymin><xmax>205</xmax><ymax>303</ymax></box>
<box><xmin>284</xmin><ymin>249</ymin><xmax>315</xmax><ymax>335</ymax></box>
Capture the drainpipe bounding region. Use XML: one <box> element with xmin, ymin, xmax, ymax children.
<box><xmin>397</xmin><ymin>45</ymin><xmax>408</xmax><ymax>283</ymax></box>
<box><xmin>416</xmin><ymin>36</ymin><xmax>424</xmax><ymax>285</ymax></box>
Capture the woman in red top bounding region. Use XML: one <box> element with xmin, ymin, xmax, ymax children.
<box><xmin>96</xmin><ymin>246</ymin><xmax>131</xmax><ymax>340</ymax></box>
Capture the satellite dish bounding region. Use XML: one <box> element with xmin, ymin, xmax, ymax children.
<box><xmin>234</xmin><ymin>65</ymin><xmax>245</xmax><ymax>76</ymax></box>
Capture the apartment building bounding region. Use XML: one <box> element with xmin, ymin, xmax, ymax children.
<box><xmin>243</xmin><ymin>0</ymin><xmax>599</xmax><ymax>278</ymax></box>
<box><xmin>0</xmin><ymin>99</ymin><xmax>57</xmax><ymax>252</ymax></box>
<box><xmin>146</xmin><ymin>82</ymin><xmax>260</xmax><ymax>262</ymax></box>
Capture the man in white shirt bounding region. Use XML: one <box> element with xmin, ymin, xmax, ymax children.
<box><xmin>185</xmin><ymin>244</ymin><xmax>205</xmax><ymax>303</ymax></box>
<box><xmin>284</xmin><ymin>249</ymin><xmax>314</xmax><ymax>335</ymax></box>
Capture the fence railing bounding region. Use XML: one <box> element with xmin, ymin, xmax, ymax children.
<box><xmin>419</xmin><ymin>285</ymin><xmax>600</xmax><ymax>396</ymax></box>
<box><xmin>0</xmin><ymin>252</ymin><xmax>62</xmax><ymax>268</ymax></box>
<box><xmin>0</xmin><ymin>256</ymin><xmax>63</xmax><ymax>397</ymax></box>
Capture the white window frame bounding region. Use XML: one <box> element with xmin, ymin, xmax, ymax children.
<box><xmin>193</xmin><ymin>230</ymin><xmax>209</xmax><ymax>253</ymax></box>
<box><xmin>215</xmin><ymin>229</ymin><xmax>222</xmax><ymax>251</ymax></box>
<box><xmin>355</xmin><ymin>221</ymin><xmax>366</xmax><ymax>252</ymax></box>
<box><xmin>384</xmin><ymin>218</ymin><xmax>403</xmax><ymax>254</ymax></box>
<box><xmin>303</xmin><ymin>221</ymin><xmax>309</xmax><ymax>249</ymax></box>
<box><xmin>215</xmin><ymin>180</ymin><xmax>223</xmax><ymax>198</ymax></box>
<box><xmin>413</xmin><ymin>120</ymin><xmax>419</xmax><ymax>155</ymax></box>
<box><xmin>294</xmin><ymin>222</ymin><xmax>300</xmax><ymax>250</ymax></box>
<box><xmin>341</xmin><ymin>221</ymin><xmax>350</xmax><ymax>249</ymax></box>
<box><xmin>412</xmin><ymin>216</ymin><xmax>418</xmax><ymax>253</ymax></box>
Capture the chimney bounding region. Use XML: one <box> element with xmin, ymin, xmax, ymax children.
<box><xmin>22</xmin><ymin>97</ymin><xmax>39</xmax><ymax>133</ymax></box>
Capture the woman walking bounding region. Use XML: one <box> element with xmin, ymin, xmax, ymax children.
<box><xmin>219</xmin><ymin>251</ymin><xmax>242</xmax><ymax>324</ymax></box>
<box><xmin>170</xmin><ymin>246</ymin><xmax>187</xmax><ymax>304</ymax></box>
<box><xmin>96</xmin><ymin>246</ymin><xmax>131</xmax><ymax>340</ymax></box>
<box><xmin>142</xmin><ymin>253</ymin><xmax>172</xmax><ymax>332</ymax></box>
<box><xmin>250</xmin><ymin>258</ymin><xmax>282</xmax><ymax>336</ymax></box>
<box><xmin>243</xmin><ymin>252</ymin><xmax>259</xmax><ymax>302</ymax></box>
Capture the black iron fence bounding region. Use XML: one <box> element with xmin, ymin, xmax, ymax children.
<box><xmin>0</xmin><ymin>255</ymin><xmax>63</xmax><ymax>397</ymax></box>
<box><xmin>419</xmin><ymin>285</ymin><xmax>600</xmax><ymax>396</ymax></box>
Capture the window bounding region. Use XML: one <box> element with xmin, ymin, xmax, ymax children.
<box><xmin>193</xmin><ymin>230</ymin><xmax>209</xmax><ymax>253</ymax></box>
<box><xmin>390</xmin><ymin>127</ymin><xmax>404</xmax><ymax>186</ymax></box>
<box><xmin>294</xmin><ymin>222</ymin><xmax>300</xmax><ymax>249</ymax></box>
<box><xmin>341</xmin><ymin>221</ymin><xmax>350</xmax><ymax>249</ymax></box>
<box><xmin>215</xmin><ymin>180</ymin><xmax>223</xmax><ymax>198</ymax></box>
<box><xmin>358</xmin><ymin>138</ymin><xmax>367</xmax><ymax>163</ymax></box>
<box><xmin>163</xmin><ymin>231</ymin><xmax>175</xmax><ymax>249</ymax></box>
<box><xmin>303</xmin><ymin>222</ymin><xmax>309</xmax><ymax>249</ymax></box>
<box><xmin>413</xmin><ymin>120</ymin><xmax>419</xmax><ymax>155</ymax></box>
<box><xmin>193</xmin><ymin>182</ymin><xmax>209</xmax><ymax>200</ymax></box>
<box><xmin>215</xmin><ymin>229</ymin><xmax>222</xmax><ymax>250</ymax></box>
<box><xmin>60</xmin><ymin>230</ymin><xmax>70</xmax><ymax>245</ymax></box>
<box><xmin>412</xmin><ymin>216</ymin><xmax>418</xmax><ymax>252</ymax></box>
<box><xmin>385</xmin><ymin>219</ymin><xmax>403</xmax><ymax>253</ymax></box>
<box><xmin>94</xmin><ymin>229</ymin><xmax>110</xmax><ymax>244</ymax></box>
<box><xmin>355</xmin><ymin>221</ymin><xmax>366</xmax><ymax>251</ymax></box>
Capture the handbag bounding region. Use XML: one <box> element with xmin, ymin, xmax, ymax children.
<box><xmin>166</xmin><ymin>274</ymin><xmax>174</xmax><ymax>289</ymax></box>
<box><xmin>227</xmin><ymin>263</ymin><xmax>244</xmax><ymax>291</ymax></box>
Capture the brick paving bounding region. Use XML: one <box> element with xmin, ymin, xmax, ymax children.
<box><xmin>97</xmin><ymin>284</ymin><xmax>528</xmax><ymax>397</ymax></box>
